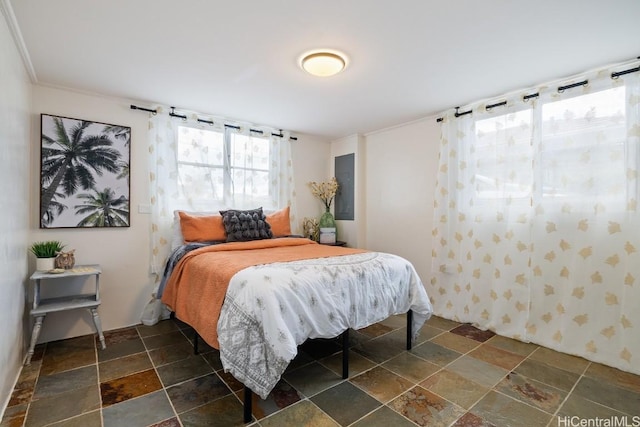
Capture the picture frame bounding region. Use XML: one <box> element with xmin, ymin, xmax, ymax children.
<box><xmin>40</xmin><ymin>114</ymin><xmax>131</xmax><ymax>228</ymax></box>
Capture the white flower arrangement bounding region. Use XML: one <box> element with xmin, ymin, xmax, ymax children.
<box><xmin>308</xmin><ymin>177</ymin><xmax>339</xmax><ymax>210</ymax></box>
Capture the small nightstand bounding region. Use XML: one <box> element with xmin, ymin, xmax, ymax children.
<box><xmin>321</xmin><ymin>240</ymin><xmax>347</xmax><ymax>247</ymax></box>
<box><xmin>26</xmin><ymin>265</ymin><xmax>106</xmax><ymax>364</ymax></box>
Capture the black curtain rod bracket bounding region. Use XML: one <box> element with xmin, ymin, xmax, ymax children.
<box><xmin>435</xmin><ymin>58</ymin><xmax>639</xmax><ymax>123</ymax></box>
<box><xmin>131</xmin><ymin>105</ymin><xmax>298</xmax><ymax>140</ymax></box>
<box><xmin>130</xmin><ymin>104</ymin><xmax>157</xmax><ymax>115</ymax></box>
<box><xmin>612</xmin><ymin>65</ymin><xmax>640</xmax><ymax>79</ymax></box>
<box><xmin>558</xmin><ymin>80</ymin><xmax>588</xmax><ymax>93</ymax></box>
<box><xmin>169</xmin><ymin>107</ymin><xmax>187</xmax><ymax>121</ymax></box>
<box><xmin>454</xmin><ymin>107</ymin><xmax>472</xmax><ymax>118</ymax></box>
<box><xmin>485</xmin><ymin>100</ymin><xmax>507</xmax><ymax>111</ymax></box>
<box><xmin>197</xmin><ymin>118</ymin><xmax>214</xmax><ymax>126</ymax></box>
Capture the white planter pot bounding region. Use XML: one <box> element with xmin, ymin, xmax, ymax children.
<box><xmin>36</xmin><ymin>257</ymin><xmax>55</xmax><ymax>272</ymax></box>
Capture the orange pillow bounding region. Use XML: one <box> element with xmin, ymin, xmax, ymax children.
<box><xmin>178</xmin><ymin>211</ymin><xmax>226</xmax><ymax>242</ymax></box>
<box><xmin>266</xmin><ymin>206</ymin><xmax>291</xmax><ymax>237</ymax></box>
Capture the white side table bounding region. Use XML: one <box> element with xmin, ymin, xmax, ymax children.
<box><xmin>26</xmin><ymin>264</ymin><xmax>106</xmax><ymax>364</ymax></box>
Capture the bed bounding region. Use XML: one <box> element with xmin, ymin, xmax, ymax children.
<box><xmin>158</xmin><ymin>208</ymin><xmax>433</xmax><ymax>422</ymax></box>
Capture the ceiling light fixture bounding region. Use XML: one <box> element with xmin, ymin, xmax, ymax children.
<box><xmin>300</xmin><ymin>50</ymin><xmax>347</xmax><ymax>77</ymax></box>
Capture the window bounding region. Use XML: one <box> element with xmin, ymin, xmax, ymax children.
<box><xmin>176</xmin><ymin>125</ymin><xmax>272</xmax><ymax>210</ymax></box>
<box><xmin>540</xmin><ymin>87</ymin><xmax>628</xmax><ymax>205</ymax></box>
<box><xmin>468</xmin><ymin>86</ymin><xmax>634</xmax><ymax>211</ymax></box>
<box><xmin>148</xmin><ymin>112</ymin><xmax>295</xmax><ymax>275</ymax></box>
<box><xmin>473</xmin><ymin>108</ymin><xmax>533</xmax><ymax>202</ymax></box>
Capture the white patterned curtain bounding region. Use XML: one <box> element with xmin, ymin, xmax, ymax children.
<box><xmin>148</xmin><ymin>109</ymin><xmax>297</xmax><ymax>276</ymax></box>
<box><xmin>430</xmin><ymin>59</ymin><xmax>640</xmax><ymax>374</ymax></box>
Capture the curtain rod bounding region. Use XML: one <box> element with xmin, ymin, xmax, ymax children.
<box><xmin>129</xmin><ymin>105</ymin><xmax>298</xmax><ymax>140</ymax></box>
<box><xmin>435</xmin><ymin>59</ymin><xmax>640</xmax><ymax>123</ymax></box>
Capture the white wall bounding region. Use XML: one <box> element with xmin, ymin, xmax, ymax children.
<box><xmin>290</xmin><ymin>134</ymin><xmax>332</xmax><ymax>234</ymax></box>
<box><xmin>362</xmin><ymin>117</ymin><xmax>440</xmax><ymax>282</ymax></box>
<box><xmin>28</xmin><ymin>85</ymin><xmax>332</xmax><ymax>345</ymax></box>
<box><xmin>30</xmin><ymin>86</ymin><xmax>154</xmax><ymax>343</ymax></box>
<box><xmin>0</xmin><ymin>7</ymin><xmax>32</xmax><ymax>416</ymax></box>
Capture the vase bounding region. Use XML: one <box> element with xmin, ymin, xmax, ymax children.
<box><xmin>319</xmin><ymin>208</ymin><xmax>336</xmax><ymax>228</ymax></box>
<box><xmin>36</xmin><ymin>257</ymin><xmax>55</xmax><ymax>272</ymax></box>
<box><xmin>319</xmin><ymin>208</ymin><xmax>337</xmax><ymax>244</ymax></box>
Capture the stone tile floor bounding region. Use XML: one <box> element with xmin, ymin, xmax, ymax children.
<box><xmin>2</xmin><ymin>314</ymin><xmax>639</xmax><ymax>426</ymax></box>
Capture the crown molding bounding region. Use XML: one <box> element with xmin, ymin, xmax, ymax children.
<box><xmin>1</xmin><ymin>0</ymin><xmax>37</xmax><ymax>83</ymax></box>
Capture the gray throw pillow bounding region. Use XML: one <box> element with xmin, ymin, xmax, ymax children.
<box><xmin>219</xmin><ymin>208</ymin><xmax>273</xmax><ymax>242</ymax></box>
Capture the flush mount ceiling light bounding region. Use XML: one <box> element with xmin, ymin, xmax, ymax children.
<box><xmin>300</xmin><ymin>50</ymin><xmax>347</xmax><ymax>77</ymax></box>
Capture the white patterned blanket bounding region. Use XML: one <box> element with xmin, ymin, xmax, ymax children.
<box><xmin>217</xmin><ymin>251</ymin><xmax>432</xmax><ymax>399</ymax></box>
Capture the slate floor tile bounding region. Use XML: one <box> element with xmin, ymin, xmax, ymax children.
<box><xmin>446</xmin><ymin>356</ymin><xmax>508</xmax><ymax>389</ymax></box>
<box><xmin>450</xmin><ymin>324</ymin><xmax>496</xmax><ymax>342</ymax></box>
<box><xmin>311</xmin><ymin>382</ymin><xmax>381</xmax><ymax>425</ymax></box>
<box><xmin>166</xmin><ymin>373</ymin><xmax>232</xmax><ymax>413</ymax></box>
<box><xmin>142</xmin><ymin>330</ymin><xmax>190</xmax><ymax>350</ymax></box>
<box><xmin>283</xmin><ymin>361</ymin><xmax>342</xmax><ymax>397</ymax></box>
<box><xmin>558</xmin><ymin>393</ymin><xmax>628</xmax><ymax>419</ymax></box>
<box><xmin>514</xmin><ymin>358</ymin><xmax>580</xmax><ymax>391</ymax></box>
<box><xmin>351</xmin><ymin>405</ymin><xmax>416</xmax><ymax>427</ymax></box>
<box><xmin>389</xmin><ymin>385</ymin><xmax>467</xmax><ymax>426</ymax></box>
<box><xmin>178</xmin><ymin>394</ymin><xmax>246</xmax><ymax>427</ymax></box>
<box><xmin>99</xmin><ymin>351</ymin><xmax>153</xmax><ymax>382</ymax></box>
<box><xmin>100</xmin><ymin>368</ymin><xmax>163</xmax><ymax>406</ymax></box>
<box><xmin>148</xmin><ymin>341</ymin><xmax>195</xmax><ymax>367</ymax></box>
<box><xmin>494</xmin><ymin>371</ymin><xmax>566</xmax><ymax>414</ymax></box>
<box><xmin>102</xmin><ymin>390</ymin><xmax>174</xmax><ymax>427</ymax></box>
<box><xmin>468</xmin><ymin>344</ymin><xmax>525</xmax><ymax>371</ymax></box>
<box><xmin>350</xmin><ymin>366</ymin><xmax>413</xmax><ymax>403</ymax></box>
<box><xmin>97</xmin><ymin>337</ymin><xmax>146</xmax><ymax>362</ymax></box>
<box><xmin>583</xmin><ymin>362</ymin><xmax>640</xmax><ymax>393</ymax></box>
<box><xmin>425</xmin><ymin>316</ymin><xmax>463</xmax><ymax>331</ymax></box>
<box><xmin>320</xmin><ymin>349</ymin><xmax>376</xmax><ymax>378</ymax></box>
<box><xmin>259</xmin><ymin>400</ymin><xmax>338</xmax><ymax>427</ymax></box>
<box><xmin>40</xmin><ymin>337</ymin><xmax>96</xmax><ymax>376</ymax></box>
<box><xmin>155</xmin><ymin>354</ymin><xmax>213</xmax><ymax>387</ymax></box>
<box><xmin>0</xmin><ymin>404</ymin><xmax>27</xmax><ymax>427</ymax></box>
<box><xmin>25</xmin><ymin>385</ymin><xmax>100</xmax><ymax>427</ymax></box>
<box><xmin>420</xmin><ymin>369</ymin><xmax>489</xmax><ymax>410</ymax></box>
<box><xmin>485</xmin><ymin>334</ymin><xmax>538</xmax><ymax>357</ymax></box>
<box><xmin>33</xmin><ymin>365</ymin><xmax>97</xmax><ymax>399</ymax></box>
<box><xmin>469</xmin><ymin>390</ymin><xmax>551</xmax><ymax>427</ymax></box>
<box><xmin>237</xmin><ymin>379</ymin><xmax>301</xmax><ymax>420</ymax></box>
<box><xmin>136</xmin><ymin>319</ymin><xmax>180</xmax><ymax>337</ymax></box>
<box><xmin>431</xmin><ymin>331</ymin><xmax>481</xmax><ymax>354</ymax></box>
<box><xmin>353</xmin><ymin>331</ymin><xmax>413</xmax><ymax>364</ymax></box>
<box><xmin>48</xmin><ymin>410</ymin><xmax>102</xmax><ymax>427</ymax></box>
<box><xmin>528</xmin><ymin>346</ymin><xmax>590</xmax><ymax>375</ymax></box>
<box><xmin>4</xmin><ymin>315</ymin><xmax>640</xmax><ymax>427</ymax></box>
<box><xmin>382</xmin><ymin>352</ymin><xmax>441</xmax><ymax>383</ymax></box>
<box><xmin>572</xmin><ymin>375</ymin><xmax>640</xmax><ymax>416</ymax></box>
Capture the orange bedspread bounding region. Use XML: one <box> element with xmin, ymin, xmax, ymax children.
<box><xmin>161</xmin><ymin>238</ymin><xmax>365</xmax><ymax>348</ymax></box>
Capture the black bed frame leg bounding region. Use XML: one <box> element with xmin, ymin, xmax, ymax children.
<box><xmin>193</xmin><ymin>330</ymin><xmax>199</xmax><ymax>355</ymax></box>
<box><xmin>406</xmin><ymin>309</ymin><xmax>413</xmax><ymax>350</ymax></box>
<box><xmin>342</xmin><ymin>329</ymin><xmax>349</xmax><ymax>379</ymax></box>
<box><xmin>243</xmin><ymin>385</ymin><xmax>252</xmax><ymax>423</ymax></box>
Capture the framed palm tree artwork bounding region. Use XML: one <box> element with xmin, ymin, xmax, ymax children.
<box><xmin>40</xmin><ymin>114</ymin><xmax>131</xmax><ymax>228</ymax></box>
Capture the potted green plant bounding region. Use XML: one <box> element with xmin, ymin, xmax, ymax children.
<box><xmin>29</xmin><ymin>240</ymin><xmax>65</xmax><ymax>271</ymax></box>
